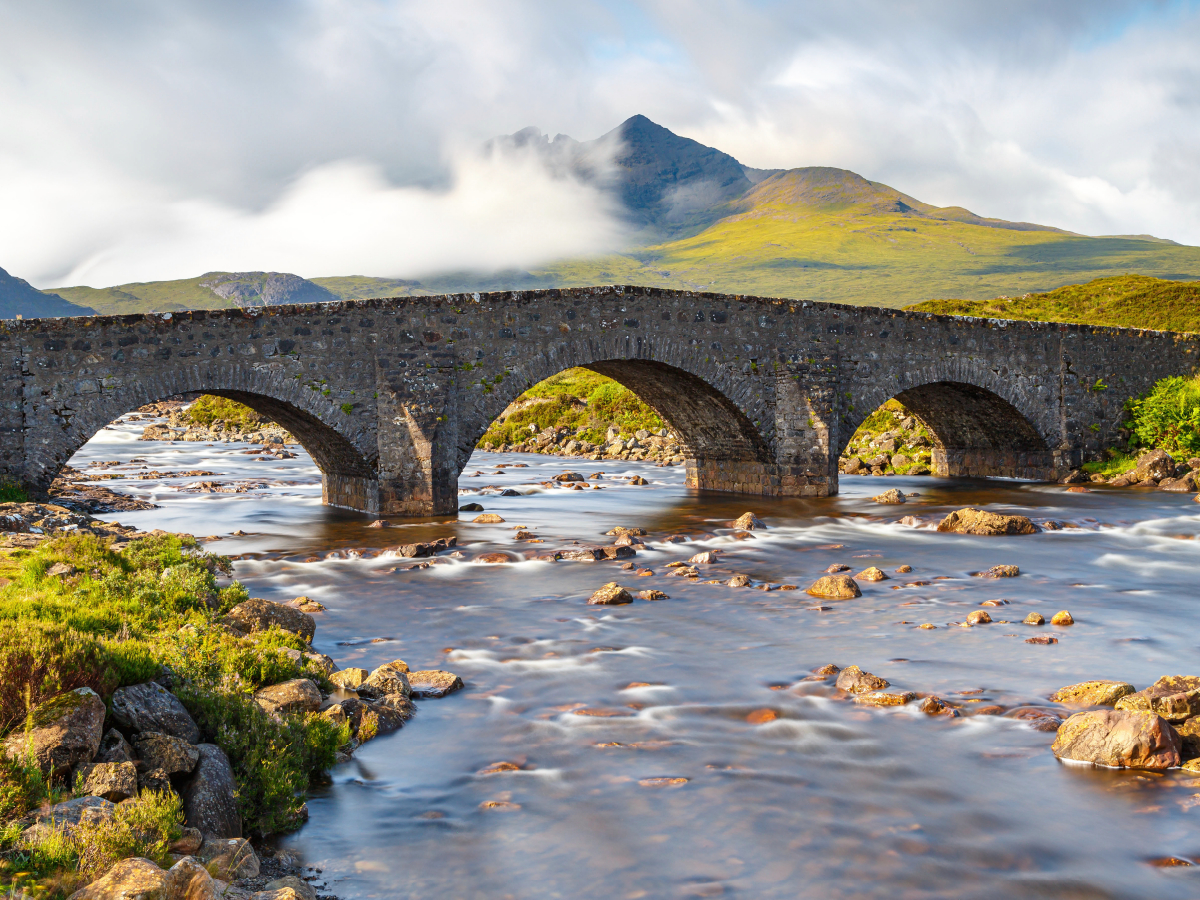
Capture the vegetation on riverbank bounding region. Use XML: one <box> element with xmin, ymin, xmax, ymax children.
<box><xmin>908</xmin><ymin>275</ymin><xmax>1200</xmax><ymax>334</ymax></box>
<box><xmin>0</xmin><ymin>531</ymin><xmax>345</xmax><ymax>896</ymax></box>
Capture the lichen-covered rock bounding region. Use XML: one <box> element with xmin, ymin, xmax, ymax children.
<box><xmin>854</xmin><ymin>690</ymin><xmax>916</xmax><ymax>706</ymax></box>
<box><xmin>854</xmin><ymin>567</ymin><xmax>887</xmax><ymax>582</ymax></box>
<box><xmin>727</xmin><ymin>574</ymin><xmax>751</xmax><ymax>587</ymax></box>
<box><xmin>835</xmin><ymin>665</ymin><xmax>889</xmax><ymax>694</ymax></box>
<box><xmin>253</xmin><ymin>679</ymin><xmax>322</xmax><ymax>716</ymax></box>
<box><xmin>806</xmin><ymin>575</ymin><xmax>861</xmax><ymax>599</ymax></box>
<box><xmin>731</xmin><ymin>512</ymin><xmax>765</xmax><ymax>530</ymax></box>
<box><xmin>1134</xmin><ymin>449</ymin><xmax>1177</xmax><ymax>482</ymax></box>
<box><xmin>407</xmin><ymin>670</ymin><xmax>464</xmax><ymax>699</ymax></box>
<box><xmin>222</xmin><ymin>598</ymin><xmax>315</xmax><ymax>643</ymax></box>
<box><xmin>1023</xmin><ymin>612</ymin><xmax>1045</xmax><ymax>625</ymax></box>
<box><xmin>936</xmin><ymin>508</ymin><xmax>1038</xmax><ymax>535</ymax></box>
<box><xmin>688</xmin><ymin>551</ymin><xmax>719</xmax><ymax>565</ymax></box>
<box><xmin>1115</xmin><ymin>676</ymin><xmax>1200</xmax><ymax>723</ymax></box>
<box><xmin>966</xmin><ymin>610</ymin><xmax>992</xmax><ymax>625</ymax></box>
<box><xmin>133</xmin><ymin>732</ymin><xmax>200</xmax><ymax>775</ymax></box>
<box><xmin>1175</xmin><ymin>717</ymin><xmax>1200</xmax><ymax>760</ymax></box>
<box><xmin>138</xmin><ymin>767</ymin><xmax>171</xmax><ymax>795</ymax></box>
<box><xmin>587</xmin><ymin>582</ymin><xmax>632</xmax><ymax>605</ymax></box>
<box><xmin>196</xmin><ymin>836</ymin><xmax>260</xmax><ymax>880</ymax></box>
<box><xmin>329</xmin><ymin>667</ymin><xmax>369</xmax><ymax>690</ymax></box>
<box><xmin>161</xmin><ymin>856</ymin><xmax>219</xmax><ymax>900</ymax></box>
<box><xmin>67</xmin><ymin>856</ymin><xmax>166</xmax><ymax>900</ymax></box>
<box><xmin>1050</xmin><ymin>680</ymin><xmax>1136</xmax><ymax>707</ymax></box>
<box><xmin>111</xmin><ymin>682</ymin><xmax>201</xmax><ymax>743</ymax></box>
<box><xmin>2</xmin><ymin>687</ymin><xmax>105</xmax><ymax>777</ymax></box>
<box><xmin>979</xmin><ymin>565</ymin><xmax>1020</xmax><ymax>578</ymax></box>
<box><xmin>261</xmin><ymin>877</ymin><xmax>317</xmax><ymax>900</ymax></box>
<box><xmin>1051</xmin><ymin>709</ymin><xmax>1180</xmax><ymax>769</ymax></box>
<box><xmin>95</xmin><ymin>728</ymin><xmax>134</xmax><ymax>764</ymax></box>
<box><xmin>357</xmin><ymin>664</ymin><xmax>412</xmax><ymax>700</ymax></box>
<box><xmin>871</xmin><ymin>489</ymin><xmax>905</xmax><ymax>504</ymax></box>
<box><xmin>76</xmin><ymin>761</ymin><xmax>139</xmax><ymax>802</ymax></box>
<box><xmin>182</xmin><ymin>744</ymin><xmax>241</xmax><ymax>838</ymax></box>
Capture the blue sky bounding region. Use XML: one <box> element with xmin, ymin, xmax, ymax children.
<box><xmin>1</xmin><ymin>0</ymin><xmax>1197</xmax><ymax>285</ymax></box>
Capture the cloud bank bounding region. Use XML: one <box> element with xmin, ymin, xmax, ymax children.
<box><xmin>1</xmin><ymin>1</ymin><xmax>1198</xmax><ymax>286</ymax></box>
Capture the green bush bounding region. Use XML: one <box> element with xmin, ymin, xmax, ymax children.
<box><xmin>0</xmin><ymin>481</ymin><xmax>28</xmax><ymax>503</ymax></box>
<box><xmin>184</xmin><ymin>395</ymin><xmax>265</xmax><ymax>430</ymax></box>
<box><xmin>0</xmin><ymin>740</ymin><xmax>50</xmax><ymax>821</ymax></box>
<box><xmin>1124</xmin><ymin>376</ymin><xmax>1200</xmax><ymax>457</ymax></box>
<box><xmin>0</xmin><ymin>624</ymin><xmax>120</xmax><ymax>733</ymax></box>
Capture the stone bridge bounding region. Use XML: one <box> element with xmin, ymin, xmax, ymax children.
<box><xmin>2</xmin><ymin>286</ymin><xmax>1196</xmax><ymax>516</ymax></box>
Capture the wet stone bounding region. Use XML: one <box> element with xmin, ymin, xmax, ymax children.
<box><xmin>807</xmin><ymin>574</ymin><xmax>861</xmax><ymax>599</ymax></box>
<box><xmin>1052</xmin><ymin>709</ymin><xmax>1181</xmax><ymax>769</ymax></box>
<box><xmin>1024</xmin><ymin>612</ymin><xmax>1046</xmax><ymax>625</ymax></box>
<box><xmin>637</xmin><ymin>590</ymin><xmax>669</xmax><ymax>601</ymax></box>
<box><xmin>731</xmin><ymin>512</ymin><xmax>765</xmax><ymax>530</ymax></box>
<box><xmin>1115</xmin><ymin>676</ymin><xmax>1200</xmax><ymax>722</ymax></box>
<box><xmin>871</xmin><ymin>489</ymin><xmax>906</xmax><ymax>504</ymax></box>
<box><xmin>978</xmin><ymin>565</ymin><xmax>1020</xmax><ymax>578</ymax></box>
<box><xmin>1051</xmin><ymin>610</ymin><xmax>1074</xmax><ymax>625</ymax></box>
<box><xmin>855</xmin><ymin>690</ymin><xmax>916</xmax><ymax>707</ymax></box>
<box><xmin>1050</xmin><ymin>680</ymin><xmax>1136</xmax><ymax>706</ymax></box>
<box><xmin>836</xmin><ymin>665</ymin><xmax>890</xmax><ymax>693</ymax></box>
<box><xmin>937</xmin><ymin>508</ymin><xmax>1038</xmax><ymax>536</ymax></box>
<box><xmin>588</xmin><ymin>582</ymin><xmax>633</xmax><ymax>605</ymax></box>
<box><xmin>825</xmin><ymin>563</ymin><xmax>850</xmax><ymax>573</ymax></box>
<box><xmin>813</xmin><ymin>664</ymin><xmax>841</xmax><ymax>676</ymax></box>
<box><xmin>1026</xmin><ymin>635</ymin><xmax>1059</xmax><ymax>644</ymax></box>
<box><xmin>855</xmin><ymin>566</ymin><xmax>887</xmax><ymax>582</ymax></box>
<box><xmin>473</xmin><ymin>513</ymin><xmax>505</xmax><ymax>523</ymax></box>
<box><xmin>966</xmin><ymin>610</ymin><xmax>992</xmax><ymax>625</ymax></box>
<box><xmin>407</xmin><ymin>670</ymin><xmax>465</xmax><ymax>699</ymax></box>
<box><xmin>727</xmin><ymin>574</ymin><xmax>751</xmax><ymax>587</ymax></box>
<box><xmin>895</xmin><ymin>565</ymin><xmax>912</xmax><ymax>574</ymax></box>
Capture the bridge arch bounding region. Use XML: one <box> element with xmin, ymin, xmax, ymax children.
<box><xmin>36</xmin><ymin>366</ymin><xmax>377</xmax><ymax>510</ymax></box>
<box><xmin>846</xmin><ymin>363</ymin><xmax>1059</xmax><ymax>480</ymax></box>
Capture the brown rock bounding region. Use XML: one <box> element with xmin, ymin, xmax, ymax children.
<box><xmin>196</xmin><ymin>836</ymin><xmax>260</xmax><ymax>880</ymax></box>
<box><xmin>76</xmin><ymin>761</ymin><xmax>139</xmax><ymax>803</ymax></box>
<box><xmin>978</xmin><ymin>565</ymin><xmax>1020</xmax><ymax>578</ymax></box>
<box><xmin>1050</xmin><ymin>610</ymin><xmax>1074</xmax><ymax>625</ymax></box>
<box><xmin>937</xmin><ymin>508</ymin><xmax>1038</xmax><ymax>536</ymax></box>
<box><xmin>1050</xmin><ymin>680</ymin><xmax>1136</xmax><ymax>707</ymax></box>
<box><xmin>688</xmin><ymin>551</ymin><xmax>719</xmax><ymax>565</ymax></box>
<box><xmin>475</xmin><ymin>552</ymin><xmax>515</xmax><ymax>563</ymax></box>
<box><xmin>895</xmin><ymin>565</ymin><xmax>912</xmax><ymax>574</ymax></box>
<box><xmin>472</xmin><ymin>513</ymin><xmax>505</xmax><ymax>523</ymax></box>
<box><xmin>261</xmin><ymin>877</ymin><xmax>316</xmax><ymax>900</ymax></box>
<box><xmin>1026</xmin><ymin>635</ymin><xmax>1059</xmax><ymax>644</ymax></box>
<box><xmin>637</xmin><ymin>589</ymin><xmax>669</xmax><ymax>601</ymax></box>
<box><xmin>807</xmin><ymin>575</ymin><xmax>861</xmax><ymax>599</ymax></box>
<box><xmin>329</xmin><ymin>667</ymin><xmax>369</xmax><ymax>690</ymax></box>
<box><xmin>1175</xmin><ymin>717</ymin><xmax>1200</xmax><ymax>759</ymax></box>
<box><xmin>1134</xmin><ymin>448</ymin><xmax>1177</xmax><ymax>482</ymax></box>
<box><xmin>919</xmin><ymin>696</ymin><xmax>959</xmax><ymax>717</ymax></box>
<box><xmin>1160</xmin><ymin>472</ymin><xmax>1197</xmax><ymax>492</ymax></box>
<box><xmin>966</xmin><ymin>610</ymin><xmax>992</xmax><ymax>625</ymax></box>
<box><xmin>1023</xmin><ymin>612</ymin><xmax>1045</xmax><ymax>625</ymax></box>
<box><xmin>855</xmin><ymin>690</ymin><xmax>916</xmax><ymax>706</ymax></box>
<box><xmin>731</xmin><ymin>512</ymin><xmax>765</xmax><ymax>530</ymax></box>
<box><xmin>553</xmin><ymin>472</ymin><xmax>584</xmax><ymax>482</ymax></box>
<box><xmin>727</xmin><ymin>574</ymin><xmax>751</xmax><ymax>587</ymax></box>
<box><xmin>1051</xmin><ymin>709</ymin><xmax>1181</xmax><ymax>769</ymax></box>
<box><xmin>223</xmin><ymin>597</ymin><xmax>315</xmax><ymax>642</ymax></box>
<box><xmin>168</xmin><ymin>827</ymin><xmax>203</xmax><ymax>855</ymax></box>
<box><xmin>588</xmin><ymin>582</ymin><xmax>632</xmax><ymax>605</ymax></box>
<box><xmin>253</xmin><ymin>678</ymin><xmax>322</xmax><ymax>716</ymax></box>
<box><xmin>357</xmin><ymin>664</ymin><xmax>412</xmax><ymax>700</ymax></box>
<box><xmin>2</xmin><ymin>687</ymin><xmax>105</xmax><ymax>777</ymax></box>
<box><xmin>407</xmin><ymin>670</ymin><xmax>464</xmax><ymax>699</ymax></box>
<box><xmin>871</xmin><ymin>489</ymin><xmax>906</xmax><ymax>504</ymax></box>
<box><xmin>67</xmin><ymin>857</ymin><xmax>166</xmax><ymax>900</ymax></box>
<box><xmin>825</xmin><ymin>563</ymin><xmax>850</xmax><ymax>573</ymax></box>
<box><xmin>606</xmin><ymin>526</ymin><xmax>648</xmax><ymax>536</ymax></box>
<box><xmin>133</xmin><ymin>732</ymin><xmax>200</xmax><ymax>774</ymax></box>
<box><xmin>1115</xmin><ymin>676</ymin><xmax>1200</xmax><ymax>722</ymax></box>
<box><xmin>835</xmin><ymin>665</ymin><xmax>890</xmax><ymax>693</ymax></box>
<box><xmin>813</xmin><ymin>664</ymin><xmax>840</xmax><ymax>676</ymax></box>
<box><xmin>854</xmin><ymin>566</ymin><xmax>887</xmax><ymax>581</ymax></box>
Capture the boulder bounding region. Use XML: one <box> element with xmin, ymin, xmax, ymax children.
<box><xmin>407</xmin><ymin>670</ymin><xmax>465</xmax><ymax>699</ymax></box>
<box><xmin>835</xmin><ymin>666</ymin><xmax>890</xmax><ymax>693</ymax></box>
<box><xmin>253</xmin><ymin>679</ymin><xmax>322</xmax><ymax>716</ymax></box>
<box><xmin>871</xmin><ymin>489</ymin><xmax>905</xmax><ymax>504</ymax></box>
<box><xmin>329</xmin><ymin>667</ymin><xmax>369</xmax><ymax>690</ymax></box>
<box><xmin>370</xmin><ymin>694</ymin><xmax>415</xmax><ymax>734</ymax></box>
<box><xmin>138</xmin><ymin>768</ymin><xmax>171</xmax><ymax>795</ymax></box>
<box><xmin>731</xmin><ymin>512</ymin><xmax>765</xmax><ymax>530</ymax></box>
<box><xmin>357</xmin><ymin>664</ymin><xmax>412</xmax><ymax>700</ymax></box>
<box><xmin>196</xmin><ymin>836</ymin><xmax>260</xmax><ymax>880</ymax></box>
<box><xmin>588</xmin><ymin>582</ymin><xmax>633</xmax><ymax>605</ymax></box>
<box><xmin>1051</xmin><ymin>709</ymin><xmax>1181</xmax><ymax>769</ymax></box>
<box><xmin>1115</xmin><ymin>676</ymin><xmax>1200</xmax><ymax>722</ymax></box>
<box><xmin>1134</xmin><ymin>449</ymin><xmax>1176</xmax><ymax>482</ymax></box>
<box><xmin>459</xmin><ymin>502</ymin><xmax>484</xmax><ymax>512</ymax></box>
<box><xmin>182</xmin><ymin>744</ymin><xmax>241</xmax><ymax>838</ymax></box>
<box><xmin>133</xmin><ymin>732</ymin><xmax>200</xmax><ymax>775</ymax></box>
<box><xmin>1049</xmin><ymin>680</ymin><xmax>1136</xmax><ymax>707</ymax></box>
<box><xmin>277</xmin><ymin>649</ymin><xmax>336</xmax><ymax>676</ymax></box>
<box><xmin>67</xmin><ymin>857</ymin><xmax>166</xmax><ymax>900</ymax></box>
<box><xmin>96</xmin><ymin>727</ymin><xmax>135</xmax><ymax>764</ymax></box>
<box><xmin>161</xmin><ymin>857</ymin><xmax>219</xmax><ymax>900</ymax></box>
<box><xmin>1159</xmin><ymin>473</ymin><xmax>1197</xmax><ymax>492</ymax></box>
<box><xmin>843</xmin><ymin>457</ymin><xmax>864</xmax><ymax>475</ymax></box>
<box><xmin>396</xmin><ymin>537</ymin><xmax>456</xmax><ymax>557</ymax></box>
<box><xmin>806</xmin><ymin>575</ymin><xmax>861</xmax><ymax>599</ymax></box>
<box><xmin>2</xmin><ymin>687</ymin><xmax>105</xmax><ymax>777</ymax></box>
<box><xmin>111</xmin><ymin>682</ymin><xmax>200</xmax><ymax>744</ymax></box>
<box><xmin>76</xmin><ymin>761</ymin><xmax>139</xmax><ymax>802</ymax></box>
<box><xmin>261</xmin><ymin>877</ymin><xmax>316</xmax><ymax>900</ymax></box>
<box><xmin>222</xmin><ymin>598</ymin><xmax>315</xmax><ymax>643</ymax></box>
<box><xmin>1175</xmin><ymin>717</ymin><xmax>1200</xmax><ymax>760</ymax></box>
<box><xmin>937</xmin><ymin>508</ymin><xmax>1038</xmax><ymax>535</ymax></box>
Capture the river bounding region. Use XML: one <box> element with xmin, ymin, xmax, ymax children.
<box><xmin>68</xmin><ymin>416</ymin><xmax>1200</xmax><ymax>899</ymax></box>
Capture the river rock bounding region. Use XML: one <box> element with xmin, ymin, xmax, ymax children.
<box><xmin>688</xmin><ymin>551</ymin><xmax>719</xmax><ymax>565</ymax></box>
<box><xmin>1024</xmin><ymin>612</ymin><xmax>1045</xmax><ymax>625</ymax></box>
<box><xmin>96</xmin><ymin>727</ymin><xmax>135</xmax><ymax>764</ymax></box>
<box><xmin>459</xmin><ymin>502</ymin><xmax>484</xmax><ymax>512</ymax></box>
<box><xmin>407</xmin><ymin>670</ymin><xmax>464</xmax><ymax>699</ymax></box>
<box><xmin>1026</xmin><ymin>635</ymin><xmax>1058</xmax><ymax>644</ymax></box>
<box><xmin>261</xmin><ymin>877</ymin><xmax>317</xmax><ymax>900</ymax></box>
<box><xmin>813</xmin><ymin>664</ymin><xmax>841</xmax><ymax>676</ymax></box>
<box><xmin>75</xmin><ymin>761</ymin><xmax>139</xmax><ymax>802</ymax></box>
<box><xmin>553</xmin><ymin>472</ymin><xmax>584</xmax><ymax>482</ymax></box>
<box><xmin>110</xmin><ymin>682</ymin><xmax>201</xmax><ymax>744</ymax></box>
<box><xmin>855</xmin><ymin>690</ymin><xmax>916</xmax><ymax>706</ymax></box>
<box><xmin>197</xmin><ymin>836</ymin><xmax>260</xmax><ymax>880</ymax></box>
<box><xmin>1175</xmin><ymin>718</ymin><xmax>1200</xmax><ymax>759</ymax></box>
<box><xmin>357</xmin><ymin>664</ymin><xmax>412</xmax><ymax>700</ymax></box>
<box><xmin>397</xmin><ymin>537</ymin><xmax>457</xmax><ymax>557</ymax></box>
<box><xmin>825</xmin><ymin>563</ymin><xmax>850</xmax><ymax>572</ymax></box>
<box><xmin>843</xmin><ymin>457</ymin><xmax>864</xmax><ymax>474</ymax></box>
<box><xmin>253</xmin><ymin>679</ymin><xmax>322</xmax><ymax>716</ymax></box>
<box><xmin>163</xmin><ymin>857</ymin><xmax>220</xmax><ymax>900</ymax></box>
<box><xmin>966</xmin><ymin>610</ymin><xmax>992</xmax><ymax>625</ymax></box>
<box><xmin>1051</xmin><ymin>709</ymin><xmax>1181</xmax><ymax>769</ymax></box>
<box><xmin>1050</xmin><ymin>610</ymin><xmax>1074</xmax><ymax>625</ymax></box>
<box><xmin>2</xmin><ymin>686</ymin><xmax>105</xmax><ymax>777</ymax></box>
<box><xmin>1049</xmin><ymin>680</ymin><xmax>1136</xmax><ymax>706</ymax></box>
<box><xmin>472</xmin><ymin>513</ymin><xmax>505</xmax><ymax>523</ymax></box>
<box><xmin>1159</xmin><ymin>472</ymin><xmax>1197</xmax><ymax>492</ymax></box>
<box><xmin>979</xmin><ymin>565</ymin><xmax>1019</xmax><ymax>578</ymax></box>
<box><xmin>1115</xmin><ymin>676</ymin><xmax>1200</xmax><ymax>722</ymax></box>
<box><xmin>67</xmin><ymin>857</ymin><xmax>167</xmax><ymax>900</ymax></box>
<box><xmin>222</xmin><ymin>598</ymin><xmax>315</xmax><ymax>643</ymax></box>
<box><xmin>871</xmin><ymin>489</ymin><xmax>905</xmax><ymax>504</ymax></box>
<box><xmin>637</xmin><ymin>590</ymin><xmax>669</xmax><ymax>600</ymax></box>
<box><xmin>1134</xmin><ymin>449</ymin><xmax>1176</xmax><ymax>482</ymax></box>
<box><xmin>182</xmin><ymin>744</ymin><xmax>241</xmax><ymax>838</ymax></box>
<box><xmin>588</xmin><ymin>582</ymin><xmax>632</xmax><ymax>605</ymax></box>
<box><xmin>329</xmin><ymin>667</ymin><xmax>369</xmax><ymax>690</ymax></box>
<box><xmin>835</xmin><ymin>665</ymin><xmax>889</xmax><ymax>693</ymax></box>
<box><xmin>731</xmin><ymin>512</ymin><xmax>765</xmax><ymax>530</ymax></box>
<box><xmin>936</xmin><ymin>508</ymin><xmax>1038</xmax><ymax>535</ymax></box>
<box><xmin>919</xmin><ymin>697</ymin><xmax>959</xmax><ymax>717</ymax></box>
<box><xmin>854</xmin><ymin>567</ymin><xmax>887</xmax><ymax>581</ymax></box>
<box><xmin>727</xmin><ymin>574</ymin><xmax>751</xmax><ymax>587</ymax></box>
<box><xmin>133</xmin><ymin>732</ymin><xmax>200</xmax><ymax>775</ymax></box>
<box><xmin>278</xmin><ymin>648</ymin><xmax>336</xmax><ymax>676</ymax></box>
<box><xmin>806</xmin><ymin>575</ymin><xmax>861</xmax><ymax>599</ymax></box>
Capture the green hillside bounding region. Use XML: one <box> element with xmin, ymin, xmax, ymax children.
<box><xmin>908</xmin><ymin>274</ymin><xmax>1200</xmax><ymax>333</ymax></box>
<box><xmin>48</xmin><ymin>276</ymin><xmax>233</xmax><ymax>315</ymax></box>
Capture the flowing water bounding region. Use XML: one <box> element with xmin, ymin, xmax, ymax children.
<box><xmin>69</xmin><ymin>418</ymin><xmax>1200</xmax><ymax>899</ymax></box>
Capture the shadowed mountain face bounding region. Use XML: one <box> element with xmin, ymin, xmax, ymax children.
<box><xmin>0</xmin><ymin>267</ymin><xmax>93</xmax><ymax>319</ymax></box>
<box><xmin>198</xmin><ymin>272</ymin><xmax>339</xmax><ymax>307</ymax></box>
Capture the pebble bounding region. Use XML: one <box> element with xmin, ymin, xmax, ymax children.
<box><xmin>980</xmin><ymin>599</ymin><xmax>1007</xmax><ymax>607</ymax></box>
<box><xmin>1051</xmin><ymin>610</ymin><xmax>1074</xmax><ymax>625</ymax></box>
<box><xmin>688</xmin><ymin>551</ymin><xmax>719</xmax><ymax>565</ymax></box>
<box><xmin>477</xmin><ymin>761</ymin><xmax>521</xmax><ymax>775</ymax></box>
<box><xmin>620</xmin><ymin>561</ymin><xmax>635</xmax><ymax>570</ymax></box>
<box><xmin>475</xmin><ymin>552</ymin><xmax>514</xmax><ymax>564</ymax></box>
<box><xmin>920</xmin><ymin>697</ymin><xmax>958</xmax><ymax>717</ymax></box>
<box><xmin>638</xmin><ymin>777</ymin><xmax>688</xmax><ymax>787</ymax></box>
<box><xmin>919</xmin><ymin>623</ymin><xmax>937</xmax><ymax>629</ymax></box>
<box><xmin>977</xmin><ymin>565</ymin><xmax>1020</xmax><ymax>578</ymax></box>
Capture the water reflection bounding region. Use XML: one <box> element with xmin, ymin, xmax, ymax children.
<box><xmin>68</xmin><ymin>420</ymin><xmax>1200</xmax><ymax>899</ymax></box>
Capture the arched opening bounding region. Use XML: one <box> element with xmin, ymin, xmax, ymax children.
<box><xmin>841</xmin><ymin>381</ymin><xmax>1055</xmax><ymax>481</ymax></box>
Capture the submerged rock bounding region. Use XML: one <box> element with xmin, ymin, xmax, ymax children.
<box><xmin>835</xmin><ymin>665</ymin><xmax>889</xmax><ymax>694</ymax></box>
<box><xmin>807</xmin><ymin>575</ymin><xmax>861</xmax><ymax>599</ymax></box>
<box><xmin>871</xmin><ymin>489</ymin><xmax>906</xmax><ymax>504</ymax></box>
<box><xmin>731</xmin><ymin>512</ymin><xmax>765</xmax><ymax>530</ymax></box>
<box><xmin>855</xmin><ymin>690</ymin><xmax>916</xmax><ymax>706</ymax></box>
<box><xmin>637</xmin><ymin>589</ymin><xmax>669</xmax><ymax>601</ymax></box>
<box><xmin>1050</xmin><ymin>680</ymin><xmax>1136</xmax><ymax>707</ymax></box>
<box><xmin>854</xmin><ymin>566</ymin><xmax>887</xmax><ymax>582</ymax></box>
<box><xmin>978</xmin><ymin>565</ymin><xmax>1020</xmax><ymax>578</ymax></box>
<box><xmin>937</xmin><ymin>508</ymin><xmax>1038</xmax><ymax>536</ymax></box>
<box><xmin>1051</xmin><ymin>709</ymin><xmax>1181</xmax><ymax>769</ymax></box>
<box><xmin>407</xmin><ymin>670</ymin><xmax>464</xmax><ymax>699</ymax></box>
<box><xmin>588</xmin><ymin>582</ymin><xmax>633</xmax><ymax>605</ymax></box>
<box><xmin>472</xmin><ymin>513</ymin><xmax>505</xmax><ymax>523</ymax></box>
<box><xmin>1050</xmin><ymin>610</ymin><xmax>1075</xmax><ymax>625</ymax></box>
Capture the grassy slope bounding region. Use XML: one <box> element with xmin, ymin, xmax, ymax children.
<box><xmin>533</xmin><ymin>169</ymin><xmax>1200</xmax><ymax>307</ymax></box>
<box><xmin>907</xmin><ymin>274</ymin><xmax>1200</xmax><ymax>333</ymax></box>
<box><xmin>46</xmin><ymin>276</ymin><xmax>233</xmax><ymax>315</ymax></box>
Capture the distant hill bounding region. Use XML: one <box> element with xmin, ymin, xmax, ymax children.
<box><xmin>0</xmin><ymin>266</ymin><xmax>93</xmax><ymax>318</ymax></box>
<box><xmin>24</xmin><ymin>114</ymin><xmax>1200</xmax><ymax>314</ymax></box>
<box><xmin>908</xmin><ymin>275</ymin><xmax>1200</xmax><ymax>333</ymax></box>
